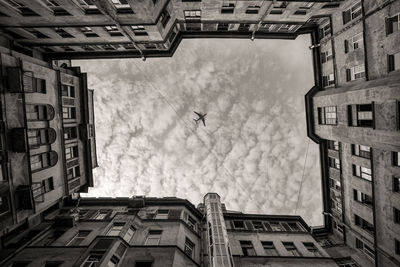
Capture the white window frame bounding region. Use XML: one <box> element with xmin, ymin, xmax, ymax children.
<box><xmin>351</xmin><ymin>64</ymin><xmax>365</xmax><ymax>80</ymax></box>
<box><xmin>352</xmin><ymin>32</ymin><xmax>363</xmax><ymax>50</ymax></box>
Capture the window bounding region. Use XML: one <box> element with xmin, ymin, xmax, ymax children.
<box><xmin>318</xmin><ymin>106</ymin><xmax>337</xmax><ymax>125</ymax></box>
<box><xmin>54</xmin><ymin>27</ymin><xmax>74</xmax><ymax>38</ymax></box>
<box><xmin>393</xmin><ymin>152</ymin><xmax>400</xmax><ymax>167</ymax></box>
<box><xmin>351</xmin><ymin>144</ymin><xmax>371</xmax><ymax>159</ymax></box>
<box><xmin>135</xmin><ymin>262</ymin><xmax>153</xmax><ymax>267</ymax></box>
<box><xmin>238</xmin><ymin>23</ymin><xmax>250</xmax><ymax>31</ymax></box>
<box><xmin>61</xmin><ymin>84</ymin><xmax>75</xmax><ymax>97</ymax></box>
<box><xmin>26</xmin><ymin>104</ymin><xmax>51</xmax><ymax>121</ymax></box>
<box><xmin>329</xmin><ymin>157</ymin><xmax>341</xmax><ymax>170</ymax></box>
<box><xmin>336</xmin><ymin>258</ymin><xmax>359</xmax><ymax>267</ymax></box>
<box><xmin>300</xmin><ymin>2</ymin><xmax>314</xmax><ymax>9</ymax></box>
<box><xmin>80</xmin><ymin>26</ymin><xmax>98</xmax><ymax>37</ymax></box>
<box><xmin>322</xmin><ymin>74</ymin><xmax>335</xmax><ymax>87</ymax></box>
<box><xmin>269</xmin><ymin>222</ymin><xmax>283</xmax><ymax>231</ymax></box>
<box><xmin>354</xmin><ymin>214</ymin><xmax>374</xmax><ymax>234</ymax></box>
<box><xmin>187</xmin><ymin>214</ymin><xmax>197</xmax><ymax>230</ymax></box>
<box><xmin>64</xmin><ymin>127</ymin><xmax>78</xmax><ymax>140</ymax></box>
<box><xmin>104</xmin><ymin>25</ymin><xmax>123</xmax><ymax>36</ymax></box>
<box><xmin>145</xmin><ymin>230</ymin><xmax>162</xmax><ymax>245</ymax></box>
<box><xmin>0</xmin><ymin>196</ymin><xmax>9</xmax><ymax>215</ymax></box>
<box><xmin>246</xmin><ymin>5</ymin><xmax>260</xmax><ymax>14</ymax></box>
<box><xmin>283</xmin><ymin>242</ymin><xmax>301</xmax><ymax>256</ymax></box>
<box><xmin>35</xmin><ymin>229</ymin><xmax>65</xmax><ymax>246</ymax></box>
<box><xmin>319</xmin><ymin>23</ymin><xmax>331</xmax><ymax>38</ymax></box>
<box><xmin>28</xmin><ymin>128</ymin><xmax>50</xmax><ymax>148</ymax></box>
<box><xmin>221</xmin><ymin>2</ymin><xmax>234</xmax><ymax>14</ymax></box>
<box><xmin>93</xmin><ymin>210</ymin><xmax>110</xmax><ymax>220</ymax></box>
<box><xmin>240</xmin><ymin>240</ymin><xmax>256</xmax><ymax>256</ymax></box>
<box><xmin>328</xmin><ymin>140</ymin><xmax>339</xmax><ymax>151</ymax></box>
<box><xmin>355</xmin><ymin>238</ymin><xmax>374</xmax><ymax>260</ymax></box>
<box><xmin>270</xmin><ymin>9</ymin><xmax>283</xmax><ymax>15</ymax></box>
<box><xmin>42</xmin><ymin>177</ymin><xmax>54</xmax><ymax>193</ymax></box>
<box><xmin>353</xmin><ymin>189</ymin><xmax>372</xmax><ymax>206</ymax></box>
<box><xmin>321</xmin><ymin>50</ymin><xmax>333</xmax><ymax>63</ymax></box>
<box><xmin>346</xmin><ymin>65</ymin><xmax>365</xmax><ymax>81</ymax></box>
<box><xmin>11</xmin><ymin>262</ymin><xmax>31</xmax><ymax>267</ymax></box>
<box><xmin>386</xmin><ymin>13</ymin><xmax>399</xmax><ymax>35</ymax></box>
<box><xmin>343</xmin><ymin>2</ymin><xmax>362</xmax><ymax>24</ymax></box>
<box><xmin>329</xmin><ymin>178</ymin><xmax>341</xmax><ymax>191</ymax></box>
<box><xmin>63</xmin><ymin>107</ymin><xmax>76</xmax><ymax>119</ymax></box>
<box><xmin>184</xmin><ymin>10</ymin><xmax>201</xmax><ymax>21</ymax></box>
<box><xmin>252</xmin><ymin>221</ymin><xmax>264</xmax><ymax>230</ymax></box>
<box><xmin>394</xmin><ymin>176</ymin><xmax>400</xmax><ymax>192</ymax></box>
<box><xmin>184</xmin><ymin>237</ymin><xmax>195</xmax><ymax>258</ymax></box>
<box><xmin>160</xmin><ymin>9</ymin><xmax>170</xmax><ymax>27</ymax></box>
<box><xmin>123</xmin><ymin>226</ymin><xmax>135</xmax><ymax>243</ymax></box>
<box><xmin>288</xmin><ymin>222</ymin><xmax>303</xmax><ymax>232</ymax></box>
<box><xmin>155</xmin><ymin>209</ymin><xmax>169</xmax><ymax>219</ymax></box>
<box><xmin>44</xmin><ymin>262</ymin><xmax>63</xmax><ymax>267</ymax></box>
<box><xmin>233</xmin><ymin>220</ymin><xmax>245</xmax><ymax>229</ymax></box>
<box><xmin>31</xmin><ymin>152</ymin><xmax>52</xmax><ymax>172</ymax></box>
<box><xmin>107</xmin><ymin>255</ymin><xmax>119</xmax><ymax>267</ymax></box>
<box><xmin>348</xmin><ymin>104</ymin><xmax>373</xmax><ymax>127</ymax></box>
<box><xmin>352</xmin><ymin>33</ymin><xmax>363</xmax><ymax>49</ymax></box>
<box><xmin>394</xmin><ymin>207</ymin><xmax>400</xmax><ymax>224</ymax></box>
<box><xmin>388</xmin><ymin>52</ymin><xmax>400</xmax><ymax>72</ymax></box>
<box><xmin>353</xmin><ymin>164</ymin><xmax>372</xmax><ymax>181</ymax></box>
<box><xmin>294</xmin><ymin>9</ymin><xmax>307</xmax><ymax>15</ymax></box>
<box><xmin>131</xmin><ymin>26</ymin><xmax>147</xmax><ymax>36</ymax></box>
<box><xmin>107</xmin><ymin>222</ymin><xmax>125</xmax><ymax>236</ymax></box>
<box><xmin>67</xmin><ymin>230</ymin><xmax>91</xmax><ymax>246</ymax></box>
<box><xmin>67</xmin><ymin>165</ymin><xmax>80</xmax><ymax>180</ymax></box>
<box><xmin>303</xmin><ymin>242</ymin><xmax>321</xmax><ymax>257</ymax></box>
<box><xmin>261</xmin><ymin>241</ymin><xmax>278</xmax><ymax>256</ymax></box>
<box><xmin>396</xmin><ymin>239</ymin><xmax>400</xmax><ymax>255</ymax></box>
<box><xmin>82</xmin><ymin>252</ymin><xmax>103</xmax><ymax>267</ymax></box>
<box><xmin>65</xmin><ymin>146</ymin><xmax>78</xmax><ymax>160</ymax></box>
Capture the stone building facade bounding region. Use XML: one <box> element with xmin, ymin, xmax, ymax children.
<box><xmin>0</xmin><ymin>42</ymin><xmax>98</xmax><ymax>262</ymax></box>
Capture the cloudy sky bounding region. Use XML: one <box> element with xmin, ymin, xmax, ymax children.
<box><xmin>74</xmin><ymin>35</ymin><xmax>323</xmax><ymax>226</ymax></box>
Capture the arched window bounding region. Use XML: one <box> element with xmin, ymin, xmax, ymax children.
<box><xmin>28</xmin><ymin>128</ymin><xmax>57</xmax><ymax>148</ymax></box>
<box><xmin>30</xmin><ymin>151</ymin><xmax>58</xmax><ymax>172</ymax></box>
<box><xmin>26</xmin><ymin>104</ymin><xmax>55</xmax><ymax>121</ymax></box>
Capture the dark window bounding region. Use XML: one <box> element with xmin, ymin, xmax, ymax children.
<box><xmin>63</xmin><ymin>107</ymin><xmax>76</xmax><ymax>119</ymax></box>
<box><xmin>64</xmin><ymin>127</ymin><xmax>78</xmax><ymax>140</ymax></box>
<box><xmin>80</xmin><ymin>27</ymin><xmax>98</xmax><ymax>37</ymax></box>
<box><xmin>270</xmin><ymin>9</ymin><xmax>283</xmax><ymax>15</ymax></box>
<box><xmin>44</xmin><ymin>262</ymin><xmax>63</xmax><ymax>267</ymax></box>
<box><xmin>104</xmin><ymin>25</ymin><xmax>123</xmax><ymax>36</ymax></box>
<box><xmin>348</xmin><ymin>104</ymin><xmax>373</xmax><ymax>127</ymax></box>
<box><xmin>353</xmin><ymin>189</ymin><xmax>373</xmax><ymax>206</ymax></box>
<box><xmin>221</xmin><ymin>3</ymin><xmax>234</xmax><ymax>14</ymax></box>
<box><xmin>160</xmin><ymin>9</ymin><xmax>171</xmax><ymax>27</ymax></box>
<box><xmin>26</xmin><ymin>29</ymin><xmax>49</xmax><ymax>38</ymax></box>
<box><xmin>246</xmin><ymin>5</ymin><xmax>260</xmax><ymax>14</ymax></box>
<box><xmin>238</xmin><ymin>23</ymin><xmax>250</xmax><ymax>31</ymax></box>
<box><xmin>322</xmin><ymin>74</ymin><xmax>335</xmax><ymax>87</ymax></box>
<box><xmin>354</xmin><ymin>214</ymin><xmax>374</xmax><ymax>235</ymax></box>
<box><xmin>11</xmin><ymin>262</ymin><xmax>31</xmax><ymax>267</ymax></box>
<box><xmin>116</xmin><ymin>7</ymin><xmax>134</xmax><ymax>14</ymax></box>
<box><xmin>217</xmin><ymin>23</ymin><xmax>229</xmax><ymax>31</ymax></box>
<box><xmin>394</xmin><ymin>176</ymin><xmax>400</xmax><ymax>192</ymax></box>
<box><xmin>351</xmin><ymin>144</ymin><xmax>371</xmax><ymax>159</ymax></box>
<box><xmin>65</xmin><ymin>146</ymin><xmax>78</xmax><ymax>160</ymax></box>
<box><xmin>135</xmin><ymin>262</ymin><xmax>153</xmax><ymax>267</ymax></box>
<box><xmin>26</xmin><ymin>104</ymin><xmax>53</xmax><ymax>121</ymax></box>
<box><xmin>0</xmin><ymin>196</ymin><xmax>9</xmax><ymax>214</ymax></box>
<box><xmin>394</xmin><ymin>208</ymin><xmax>400</xmax><ymax>224</ymax></box>
<box><xmin>233</xmin><ymin>220</ymin><xmax>245</xmax><ymax>229</ymax></box>
<box><xmin>184</xmin><ymin>237</ymin><xmax>195</xmax><ymax>258</ymax></box>
<box><xmin>240</xmin><ymin>240</ymin><xmax>256</xmax><ymax>256</ymax></box>
<box><xmin>61</xmin><ymin>84</ymin><xmax>75</xmax><ymax>97</ymax></box>
<box><xmin>283</xmin><ymin>242</ymin><xmax>301</xmax><ymax>256</ymax></box>
<box><xmin>386</xmin><ymin>13</ymin><xmax>399</xmax><ymax>35</ymax></box>
<box><xmin>82</xmin><ymin>253</ymin><xmax>104</xmax><ymax>266</ymax></box>
<box><xmin>54</xmin><ymin>27</ymin><xmax>74</xmax><ymax>38</ymax></box>
<box><xmin>303</xmin><ymin>242</ymin><xmax>321</xmax><ymax>257</ymax></box>
<box><xmin>322</xmin><ymin>3</ymin><xmax>341</xmax><ymax>8</ymax></box>
<box><xmin>67</xmin><ymin>230</ymin><xmax>91</xmax><ymax>246</ymax></box>
<box><xmin>42</xmin><ymin>177</ymin><xmax>54</xmax><ymax>193</ymax></box>
<box><xmin>319</xmin><ymin>23</ymin><xmax>331</xmax><ymax>38</ymax></box>
<box><xmin>327</xmin><ymin>140</ymin><xmax>339</xmax><ymax>151</ymax></box>
<box><xmin>262</xmin><ymin>241</ymin><xmax>278</xmax><ymax>256</ymax></box>
<box><xmin>343</xmin><ymin>2</ymin><xmax>361</xmax><ymax>24</ymax></box>
<box><xmin>294</xmin><ymin>9</ymin><xmax>307</xmax><ymax>15</ymax></box>
<box><xmin>352</xmin><ymin>164</ymin><xmax>372</xmax><ymax>181</ymax></box>
<box><xmin>318</xmin><ymin>106</ymin><xmax>337</xmax><ymax>125</ymax></box>
<box><xmin>252</xmin><ymin>221</ymin><xmax>264</xmax><ymax>230</ymax></box>
<box><xmin>396</xmin><ymin>239</ymin><xmax>400</xmax><ymax>255</ymax></box>
<box><xmin>31</xmin><ymin>152</ymin><xmax>55</xmax><ymax>172</ymax></box>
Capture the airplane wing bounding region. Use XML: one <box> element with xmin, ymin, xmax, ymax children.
<box><xmin>202</xmin><ymin>118</ymin><xmax>206</xmax><ymax>127</ymax></box>
<box><xmin>194</xmin><ymin>111</ymin><xmax>202</xmax><ymax>117</ymax></box>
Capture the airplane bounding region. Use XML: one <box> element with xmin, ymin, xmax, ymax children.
<box><xmin>193</xmin><ymin>111</ymin><xmax>206</xmax><ymax>127</ymax></box>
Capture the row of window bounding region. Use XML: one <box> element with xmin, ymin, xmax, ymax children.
<box><xmin>239</xmin><ymin>240</ymin><xmax>322</xmax><ymax>257</ymax></box>
<box><xmin>318</xmin><ymin>103</ymin><xmax>373</xmax><ymax>127</ymax></box>
<box><xmin>231</xmin><ymin>220</ymin><xmax>306</xmax><ymax>232</ymax></box>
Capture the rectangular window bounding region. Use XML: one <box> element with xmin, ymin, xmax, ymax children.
<box><xmin>352</xmin><ymin>32</ymin><xmax>363</xmax><ymax>50</ymax></box>
<box><xmin>159</xmin><ymin>10</ymin><xmax>170</xmax><ymax>27</ymax></box>
<box><xmin>252</xmin><ymin>221</ymin><xmax>264</xmax><ymax>230</ymax></box>
<box><xmin>321</xmin><ymin>50</ymin><xmax>333</xmax><ymax>63</ymax></box>
<box><xmin>238</xmin><ymin>23</ymin><xmax>251</xmax><ymax>31</ymax></box>
<box><xmin>318</xmin><ymin>106</ymin><xmax>337</xmax><ymax>125</ymax></box>
<box><xmin>246</xmin><ymin>5</ymin><xmax>260</xmax><ymax>14</ymax></box>
<box><xmin>82</xmin><ymin>253</ymin><xmax>103</xmax><ymax>267</ymax></box>
<box><xmin>184</xmin><ymin>10</ymin><xmax>201</xmax><ymax>21</ymax></box>
<box><xmin>155</xmin><ymin>209</ymin><xmax>169</xmax><ymax>219</ymax></box>
<box><xmin>396</xmin><ymin>239</ymin><xmax>400</xmax><ymax>255</ymax></box>
<box><xmin>343</xmin><ymin>2</ymin><xmax>362</xmax><ymax>24</ymax></box>
<box><xmin>328</xmin><ymin>157</ymin><xmax>341</xmax><ymax>170</ymax></box>
<box><xmin>355</xmin><ymin>238</ymin><xmax>375</xmax><ymax>260</ymax></box>
<box><xmin>131</xmin><ymin>26</ymin><xmax>147</xmax><ymax>36</ymax></box>
<box><xmin>93</xmin><ymin>210</ymin><xmax>110</xmax><ymax>220</ymax></box>
<box><xmin>217</xmin><ymin>23</ymin><xmax>230</xmax><ymax>31</ymax></box>
<box><xmin>26</xmin><ymin>105</ymin><xmax>48</xmax><ymax>121</ymax></box>
<box><xmin>107</xmin><ymin>255</ymin><xmax>119</xmax><ymax>267</ymax></box>
<box><xmin>351</xmin><ymin>144</ymin><xmax>371</xmax><ymax>159</ymax></box>
<box><xmin>329</xmin><ymin>178</ymin><xmax>341</xmax><ymax>191</ymax></box>
<box><xmin>394</xmin><ymin>207</ymin><xmax>400</xmax><ymax>224</ymax></box>
<box><xmin>283</xmin><ymin>242</ymin><xmax>301</xmax><ymax>256</ymax></box>
<box><xmin>184</xmin><ymin>237</ymin><xmax>195</xmax><ymax>258</ymax></box>
<box><xmin>319</xmin><ymin>23</ymin><xmax>331</xmax><ymax>38</ymax></box>
<box><xmin>67</xmin><ymin>165</ymin><xmax>80</xmax><ymax>180</ymax></box>
<box><xmin>79</xmin><ymin>26</ymin><xmax>98</xmax><ymax>37</ymax></box>
<box><xmin>107</xmin><ymin>222</ymin><xmax>125</xmax><ymax>236</ymax></box>
<box><xmin>353</xmin><ymin>189</ymin><xmax>373</xmax><ymax>206</ymax></box>
<box><xmin>135</xmin><ymin>262</ymin><xmax>153</xmax><ymax>267</ymax></box>
<box><xmin>393</xmin><ymin>152</ymin><xmax>400</xmax><ymax>167</ymax></box>
<box><xmin>354</xmin><ymin>214</ymin><xmax>374</xmax><ymax>235</ymax></box>
<box><xmin>353</xmin><ymin>164</ymin><xmax>372</xmax><ymax>181</ymax></box>
<box><xmin>221</xmin><ymin>2</ymin><xmax>234</xmax><ymax>14</ymax></box>
<box><xmin>61</xmin><ymin>84</ymin><xmax>75</xmax><ymax>97</ymax></box>
<box><xmin>54</xmin><ymin>27</ymin><xmax>74</xmax><ymax>38</ymax></box>
<box><xmin>322</xmin><ymin>73</ymin><xmax>335</xmax><ymax>87</ymax></box>
<box><xmin>240</xmin><ymin>240</ymin><xmax>256</xmax><ymax>256</ymax></box>
<box><xmin>65</xmin><ymin>146</ymin><xmax>78</xmax><ymax>160</ymax></box>
<box><xmin>348</xmin><ymin>104</ymin><xmax>373</xmax><ymax>127</ymax></box>
<box><xmin>67</xmin><ymin>230</ymin><xmax>91</xmax><ymax>246</ymax></box>
<box><xmin>328</xmin><ymin>140</ymin><xmax>340</xmax><ymax>151</ymax></box>
<box><xmin>0</xmin><ymin>196</ymin><xmax>10</xmax><ymax>215</ymax></box>
<box><xmin>394</xmin><ymin>176</ymin><xmax>400</xmax><ymax>192</ymax></box>
<box><xmin>288</xmin><ymin>222</ymin><xmax>303</xmax><ymax>232</ymax></box>
<box><xmin>386</xmin><ymin>13</ymin><xmax>399</xmax><ymax>35</ymax></box>
<box><xmin>269</xmin><ymin>222</ymin><xmax>283</xmax><ymax>231</ymax></box>
<box><xmin>145</xmin><ymin>230</ymin><xmax>162</xmax><ymax>245</ymax></box>
<box><xmin>63</xmin><ymin>107</ymin><xmax>76</xmax><ymax>119</ymax></box>
<box><xmin>30</xmin><ymin>153</ymin><xmax>50</xmax><ymax>171</ymax></box>
<box><xmin>262</xmin><ymin>241</ymin><xmax>278</xmax><ymax>256</ymax></box>
<box><xmin>123</xmin><ymin>226</ymin><xmax>135</xmax><ymax>243</ymax></box>
<box><xmin>346</xmin><ymin>65</ymin><xmax>365</xmax><ymax>81</ymax></box>
<box><xmin>104</xmin><ymin>25</ymin><xmax>123</xmax><ymax>36</ymax></box>
<box><xmin>233</xmin><ymin>220</ymin><xmax>245</xmax><ymax>229</ymax></box>
<box><xmin>187</xmin><ymin>214</ymin><xmax>197</xmax><ymax>230</ymax></box>
<box><xmin>303</xmin><ymin>242</ymin><xmax>321</xmax><ymax>257</ymax></box>
<box><xmin>270</xmin><ymin>9</ymin><xmax>283</xmax><ymax>15</ymax></box>
<box><xmin>294</xmin><ymin>9</ymin><xmax>307</xmax><ymax>15</ymax></box>
<box><xmin>44</xmin><ymin>262</ymin><xmax>63</xmax><ymax>267</ymax></box>
<box><xmin>64</xmin><ymin>127</ymin><xmax>78</xmax><ymax>140</ymax></box>
<box><xmin>42</xmin><ymin>177</ymin><xmax>54</xmax><ymax>193</ymax></box>
<box><xmin>388</xmin><ymin>52</ymin><xmax>400</xmax><ymax>72</ymax></box>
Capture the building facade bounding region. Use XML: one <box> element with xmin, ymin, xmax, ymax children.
<box><xmin>0</xmin><ymin>42</ymin><xmax>98</xmax><ymax>262</ymax></box>
<box><xmin>0</xmin><ymin>193</ymin><xmax>340</xmax><ymax>267</ymax></box>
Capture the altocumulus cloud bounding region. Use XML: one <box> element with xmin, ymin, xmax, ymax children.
<box><xmin>74</xmin><ymin>35</ymin><xmax>323</xmax><ymax>226</ymax></box>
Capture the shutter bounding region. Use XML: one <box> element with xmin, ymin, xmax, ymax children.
<box><xmin>244</xmin><ymin>221</ymin><xmax>254</xmax><ymax>230</ymax></box>
<box><xmin>346</xmin><ymin>69</ymin><xmax>351</xmax><ymax>81</ymax></box>
<box><xmin>168</xmin><ymin>209</ymin><xmax>182</xmax><ymax>219</ymax></box>
<box><xmin>322</xmin><ymin>76</ymin><xmax>328</xmax><ymax>87</ymax></box>
<box><xmin>385</xmin><ymin>18</ymin><xmax>391</xmax><ymax>36</ymax></box>
<box><xmin>342</xmin><ymin>10</ymin><xmax>351</xmax><ymax>24</ymax></box>
<box><xmin>388</xmin><ymin>54</ymin><xmax>395</xmax><ymax>72</ymax></box>
<box><xmin>344</xmin><ymin>40</ymin><xmax>349</xmax><ymax>53</ymax></box>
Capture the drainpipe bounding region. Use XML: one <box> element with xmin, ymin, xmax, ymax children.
<box><xmin>93</xmin><ymin>0</ymin><xmax>146</xmax><ymax>60</ymax></box>
<box><xmin>251</xmin><ymin>0</ymin><xmax>273</xmax><ymax>41</ymax></box>
<box><xmin>360</xmin><ymin>0</ymin><xmax>369</xmax><ymax>81</ymax></box>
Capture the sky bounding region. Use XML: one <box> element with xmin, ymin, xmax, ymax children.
<box><xmin>74</xmin><ymin>35</ymin><xmax>323</xmax><ymax>226</ymax></box>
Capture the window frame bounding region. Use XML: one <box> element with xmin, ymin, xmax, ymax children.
<box><xmin>352</xmin><ymin>164</ymin><xmax>372</xmax><ymax>182</ymax></box>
